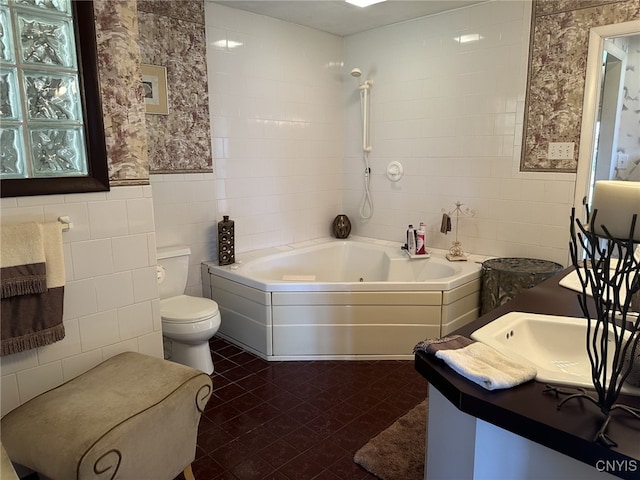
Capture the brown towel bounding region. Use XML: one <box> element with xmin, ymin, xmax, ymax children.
<box><xmin>1</xmin><ymin>222</ymin><xmax>66</xmax><ymax>356</ymax></box>
<box><xmin>414</xmin><ymin>335</ymin><xmax>473</xmax><ymax>355</ymax></box>
<box><xmin>440</xmin><ymin>213</ymin><xmax>451</xmax><ymax>234</ymax></box>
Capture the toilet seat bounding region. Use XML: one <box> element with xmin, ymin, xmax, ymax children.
<box><xmin>160</xmin><ymin>295</ymin><xmax>219</xmax><ymax>323</ymax></box>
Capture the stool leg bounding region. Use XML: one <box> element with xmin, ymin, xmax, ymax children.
<box><xmin>183</xmin><ymin>464</ymin><xmax>195</xmax><ymax>480</ymax></box>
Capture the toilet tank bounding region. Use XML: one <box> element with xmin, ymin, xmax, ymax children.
<box><xmin>157</xmin><ymin>246</ymin><xmax>191</xmax><ymax>299</ymax></box>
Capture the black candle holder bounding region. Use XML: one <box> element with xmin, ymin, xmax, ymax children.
<box><xmin>548</xmin><ymin>208</ymin><xmax>640</xmax><ymax>447</ymax></box>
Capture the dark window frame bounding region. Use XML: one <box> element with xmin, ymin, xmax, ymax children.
<box><xmin>1</xmin><ymin>0</ymin><xmax>109</xmax><ymax>198</ymax></box>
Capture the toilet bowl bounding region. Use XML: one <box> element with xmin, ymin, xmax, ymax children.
<box><xmin>157</xmin><ymin>247</ymin><xmax>221</xmax><ymax>374</ymax></box>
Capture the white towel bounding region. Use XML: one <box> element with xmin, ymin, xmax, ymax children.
<box><xmin>435</xmin><ymin>342</ymin><xmax>537</xmax><ymax>391</ymax></box>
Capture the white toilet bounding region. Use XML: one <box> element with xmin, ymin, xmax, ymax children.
<box><xmin>157</xmin><ymin>246</ymin><xmax>221</xmax><ymax>374</ymax></box>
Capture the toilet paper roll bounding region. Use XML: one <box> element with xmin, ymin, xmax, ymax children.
<box><xmin>591</xmin><ymin>181</ymin><xmax>640</xmax><ymax>241</ymax></box>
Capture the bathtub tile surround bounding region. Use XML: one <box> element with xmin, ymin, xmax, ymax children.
<box><xmin>0</xmin><ymin>187</ymin><xmax>163</xmax><ymax>417</ymax></box>
<box><xmin>341</xmin><ymin>1</ymin><xmax>575</xmax><ymax>267</ymax></box>
<box><xmin>206</xmin><ymin>1</ymin><xmax>575</xmax><ymax>267</ymax></box>
<box><xmin>205</xmin><ymin>2</ymin><xmax>344</xmax><ymax>253</ymax></box>
<box><xmin>187</xmin><ymin>336</ymin><xmax>423</xmax><ymax>480</ymax></box>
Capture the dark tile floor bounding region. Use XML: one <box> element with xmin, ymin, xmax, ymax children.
<box><xmin>185</xmin><ymin>336</ymin><xmax>428</xmax><ymax>480</ymax></box>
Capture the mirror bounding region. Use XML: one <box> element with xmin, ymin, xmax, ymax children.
<box><xmin>0</xmin><ymin>0</ymin><xmax>109</xmax><ymax>198</ymax></box>
<box><xmin>574</xmin><ymin>20</ymin><xmax>640</xmax><ymax>209</ymax></box>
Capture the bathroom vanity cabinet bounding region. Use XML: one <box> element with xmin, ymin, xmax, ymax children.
<box><xmin>415</xmin><ymin>270</ymin><xmax>640</xmax><ymax>480</ymax></box>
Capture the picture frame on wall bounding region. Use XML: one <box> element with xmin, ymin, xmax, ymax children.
<box><xmin>141</xmin><ymin>64</ymin><xmax>169</xmax><ymax>115</ymax></box>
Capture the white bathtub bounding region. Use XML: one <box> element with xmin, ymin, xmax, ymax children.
<box><xmin>202</xmin><ymin>236</ymin><xmax>483</xmax><ymax>360</ymax></box>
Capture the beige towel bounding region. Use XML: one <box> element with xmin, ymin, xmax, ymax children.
<box><xmin>1</xmin><ymin>221</ymin><xmax>66</xmax><ymax>356</ymax></box>
<box><xmin>0</xmin><ymin>222</ymin><xmax>47</xmax><ymax>298</ymax></box>
<box><xmin>39</xmin><ymin>221</ymin><xmax>65</xmax><ymax>289</ymax></box>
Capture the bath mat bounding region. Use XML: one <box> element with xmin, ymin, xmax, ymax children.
<box><xmin>354</xmin><ymin>399</ymin><xmax>427</xmax><ymax>480</ymax></box>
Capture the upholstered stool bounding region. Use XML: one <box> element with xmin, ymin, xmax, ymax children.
<box><xmin>1</xmin><ymin>352</ymin><xmax>212</xmax><ymax>480</ymax></box>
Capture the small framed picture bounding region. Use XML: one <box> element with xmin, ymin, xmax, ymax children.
<box><xmin>141</xmin><ymin>64</ymin><xmax>168</xmax><ymax>115</ymax></box>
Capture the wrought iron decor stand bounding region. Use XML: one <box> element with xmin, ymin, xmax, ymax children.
<box><xmin>545</xmin><ymin>208</ymin><xmax>640</xmax><ymax>447</ymax></box>
<box><xmin>444</xmin><ymin>201</ymin><xmax>474</xmax><ymax>261</ymax></box>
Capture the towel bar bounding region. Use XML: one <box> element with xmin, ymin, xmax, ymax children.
<box><xmin>57</xmin><ymin>216</ymin><xmax>73</xmax><ymax>231</ymax></box>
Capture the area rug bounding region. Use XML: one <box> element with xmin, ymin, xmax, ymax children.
<box><xmin>354</xmin><ymin>399</ymin><xmax>427</xmax><ymax>480</ymax></box>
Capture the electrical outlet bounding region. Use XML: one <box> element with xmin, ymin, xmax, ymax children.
<box><xmin>547</xmin><ymin>142</ymin><xmax>575</xmax><ymax>160</ymax></box>
<box><xmin>617</xmin><ymin>153</ymin><xmax>629</xmax><ymax>170</ymax></box>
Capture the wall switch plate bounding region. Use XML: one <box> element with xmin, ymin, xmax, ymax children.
<box><xmin>617</xmin><ymin>153</ymin><xmax>629</xmax><ymax>170</ymax></box>
<box><xmin>547</xmin><ymin>142</ymin><xmax>575</xmax><ymax>160</ymax></box>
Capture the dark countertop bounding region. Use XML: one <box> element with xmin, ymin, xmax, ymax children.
<box><xmin>415</xmin><ymin>268</ymin><xmax>640</xmax><ymax>480</ymax></box>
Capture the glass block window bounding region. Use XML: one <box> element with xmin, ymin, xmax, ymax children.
<box><xmin>0</xmin><ymin>0</ymin><xmax>88</xmax><ymax>179</ymax></box>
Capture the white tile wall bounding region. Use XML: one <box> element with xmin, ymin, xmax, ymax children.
<box><xmin>0</xmin><ymin>186</ymin><xmax>163</xmax><ymax>415</ymax></box>
<box><xmin>150</xmin><ymin>173</ymin><xmax>218</xmax><ymax>297</ymax></box>
<box><xmin>205</xmin><ymin>2</ymin><xmax>344</xmax><ymax>254</ymax></box>
<box><xmin>204</xmin><ymin>0</ymin><xmax>574</xmax><ymax>266</ymax></box>
<box><xmin>341</xmin><ymin>1</ymin><xmax>574</xmax><ymax>266</ymax></box>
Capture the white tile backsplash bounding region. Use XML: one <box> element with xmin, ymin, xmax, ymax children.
<box><xmin>126</xmin><ymin>198</ymin><xmax>155</xmax><ymax>234</ymax></box>
<box><xmin>112</xmin><ymin>234</ymin><xmax>152</xmax><ymax>271</ymax></box>
<box><xmin>88</xmin><ymin>200</ymin><xmax>129</xmax><ymax>238</ymax></box>
<box><xmin>95</xmin><ymin>272</ymin><xmax>135</xmax><ymax>311</ymax></box>
<box><xmin>137</xmin><ymin>331</ymin><xmax>164</xmax><ymax>358</ymax></box>
<box><xmin>64</xmin><ymin>279</ymin><xmax>98</xmax><ymax>318</ymax></box>
<box><xmin>71</xmin><ymin>239</ymin><xmax>114</xmax><ymax>279</ymax></box>
<box><xmin>117</xmin><ymin>301</ymin><xmax>154</xmax><ymax>340</ymax></box>
<box><xmin>16</xmin><ymin>361</ymin><xmax>63</xmax><ymax>403</ymax></box>
<box><xmin>132</xmin><ymin>266</ymin><xmax>159</xmax><ymax>303</ymax></box>
<box><xmin>61</xmin><ymin>349</ymin><xmax>104</xmax><ymax>382</ymax></box>
<box><xmin>78</xmin><ymin>310</ymin><xmax>121</xmax><ymax>352</ymax></box>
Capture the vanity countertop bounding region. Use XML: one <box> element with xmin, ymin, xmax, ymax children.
<box><xmin>415</xmin><ymin>268</ymin><xmax>640</xmax><ymax>480</ymax></box>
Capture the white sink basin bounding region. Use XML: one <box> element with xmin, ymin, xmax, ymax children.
<box><xmin>471</xmin><ymin>311</ymin><xmax>640</xmax><ymax>396</ymax></box>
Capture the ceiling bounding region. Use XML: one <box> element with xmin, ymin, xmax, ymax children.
<box><xmin>213</xmin><ymin>1</ymin><xmax>486</xmax><ymax>37</ymax></box>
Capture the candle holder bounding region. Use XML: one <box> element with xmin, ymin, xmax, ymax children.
<box><xmin>547</xmin><ymin>206</ymin><xmax>640</xmax><ymax>447</ymax></box>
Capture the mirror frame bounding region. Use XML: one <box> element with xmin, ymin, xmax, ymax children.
<box><xmin>0</xmin><ymin>0</ymin><xmax>109</xmax><ymax>198</ymax></box>
<box><xmin>573</xmin><ymin>19</ymin><xmax>640</xmax><ymax>209</ymax></box>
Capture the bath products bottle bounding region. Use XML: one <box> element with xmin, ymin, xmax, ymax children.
<box><xmin>416</xmin><ymin>223</ymin><xmax>426</xmax><ymax>255</ymax></box>
<box><xmin>218</xmin><ymin>216</ymin><xmax>235</xmax><ymax>265</ymax></box>
<box><xmin>407</xmin><ymin>225</ymin><xmax>416</xmax><ymax>255</ymax></box>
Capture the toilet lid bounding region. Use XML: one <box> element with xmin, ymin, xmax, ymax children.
<box><xmin>160</xmin><ymin>295</ymin><xmax>219</xmax><ymax>323</ymax></box>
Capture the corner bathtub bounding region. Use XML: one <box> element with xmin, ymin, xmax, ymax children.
<box><xmin>202</xmin><ymin>237</ymin><xmax>483</xmax><ymax>360</ymax></box>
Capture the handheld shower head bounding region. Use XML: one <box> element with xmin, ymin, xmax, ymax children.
<box><xmin>350</xmin><ymin>68</ymin><xmax>362</xmax><ymax>78</ymax></box>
